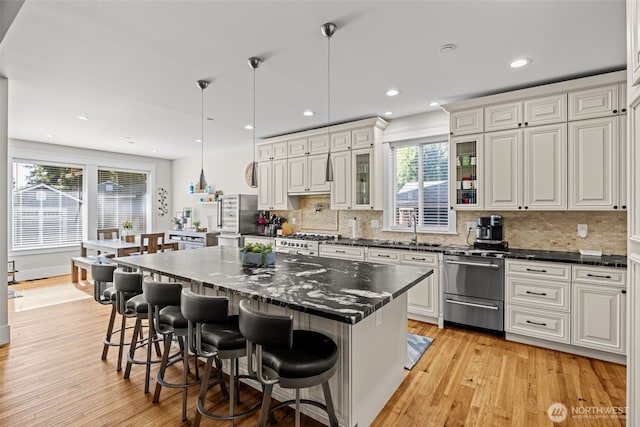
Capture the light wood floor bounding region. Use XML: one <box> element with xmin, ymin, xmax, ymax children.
<box><xmin>1</xmin><ymin>275</ymin><xmax>627</xmax><ymax>426</ymax></box>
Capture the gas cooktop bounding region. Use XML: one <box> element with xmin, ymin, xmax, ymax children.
<box><xmin>278</xmin><ymin>233</ymin><xmax>339</xmax><ymax>242</ymax></box>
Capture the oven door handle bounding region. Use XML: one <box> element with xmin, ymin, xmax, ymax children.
<box><xmin>445</xmin><ymin>299</ymin><xmax>500</xmax><ymax>311</ymax></box>
<box><xmin>445</xmin><ymin>260</ymin><xmax>500</xmax><ymax>268</ymax></box>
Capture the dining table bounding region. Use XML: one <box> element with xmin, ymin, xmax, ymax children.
<box><xmin>80</xmin><ymin>237</ymin><xmax>179</xmax><ymax>257</ymax></box>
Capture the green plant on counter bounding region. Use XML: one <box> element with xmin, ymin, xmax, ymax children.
<box><xmin>240</xmin><ymin>242</ymin><xmax>274</xmax><ymax>267</ymax></box>
<box><xmin>193</xmin><ymin>220</ymin><xmax>201</xmax><ymax>229</ymax></box>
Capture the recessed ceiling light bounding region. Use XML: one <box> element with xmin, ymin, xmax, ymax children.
<box><xmin>77</xmin><ymin>115</ymin><xmax>89</xmax><ymax>121</ymax></box>
<box><xmin>45</xmin><ymin>134</ymin><xmax>54</xmax><ymax>138</ymax></box>
<box><xmin>303</xmin><ymin>110</ymin><xmax>315</xmax><ymax>116</ymax></box>
<box><xmin>386</xmin><ymin>89</ymin><xmax>400</xmax><ymax>97</ymax></box>
<box><xmin>510</xmin><ymin>58</ymin><xmax>531</xmax><ymax>68</ymax></box>
<box><xmin>245</xmin><ymin>124</ymin><xmax>254</xmax><ymax>130</ymax></box>
<box><xmin>151</xmin><ymin>150</ymin><xmax>158</xmax><ymax>153</ymax></box>
<box><xmin>437</xmin><ymin>44</ymin><xmax>457</xmax><ymax>54</ymax></box>
<box><xmin>429</xmin><ymin>102</ymin><xmax>439</xmax><ymax>107</ymax></box>
<box><xmin>384</xmin><ymin>111</ymin><xmax>393</xmax><ymax>116</ymax></box>
<box><xmin>195</xmin><ymin>139</ymin><xmax>202</xmax><ymax>143</ymax></box>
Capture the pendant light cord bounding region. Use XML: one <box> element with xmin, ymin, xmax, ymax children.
<box><xmin>253</xmin><ymin>65</ymin><xmax>256</xmax><ymax>164</ymax></box>
<box><xmin>327</xmin><ymin>31</ymin><xmax>331</xmax><ymax>144</ymax></box>
<box><xmin>201</xmin><ymin>86</ymin><xmax>204</xmax><ymax>171</ymax></box>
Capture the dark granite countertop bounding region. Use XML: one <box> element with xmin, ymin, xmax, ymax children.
<box><xmin>324</xmin><ymin>238</ymin><xmax>627</xmax><ymax>268</ymax></box>
<box><xmin>114</xmin><ymin>246</ymin><xmax>432</xmax><ymax>325</ymax></box>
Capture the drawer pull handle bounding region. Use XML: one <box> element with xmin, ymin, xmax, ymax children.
<box><xmin>445</xmin><ymin>299</ymin><xmax>499</xmax><ymax>310</ymax></box>
<box><xmin>526</xmin><ymin>268</ymin><xmax>547</xmax><ymax>273</ymax></box>
<box><xmin>526</xmin><ymin>290</ymin><xmax>548</xmax><ymax>296</ymax></box>
<box><xmin>335</xmin><ymin>250</ymin><xmax>346</xmax><ymax>254</ymax></box>
<box><xmin>586</xmin><ymin>273</ymin><xmax>612</xmax><ymax>279</ymax></box>
<box><xmin>526</xmin><ymin>320</ymin><xmax>547</xmax><ymax>327</ymax></box>
<box><xmin>377</xmin><ymin>254</ymin><xmax>391</xmax><ymax>258</ymax></box>
<box><xmin>411</xmin><ymin>257</ymin><xmax>426</xmax><ymax>261</ymax></box>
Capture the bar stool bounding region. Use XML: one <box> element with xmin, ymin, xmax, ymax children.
<box><xmin>180</xmin><ymin>289</ymin><xmax>260</xmax><ymax>427</ymax></box>
<box><xmin>91</xmin><ymin>262</ymin><xmax>119</xmax><ymax>361</ymax></box>
<box><xmin>123</xmin><ymin>278</ymin><xmax>163</xmax><ymax>393</ymax></box>
<box><xmin>113</xmin><ymin>269</ymin><xmax>143</xmax><ymax>372</ymax></box>
<box><xmin>146</xmin><ymin>281</ymin><xmax>200</xmax><ymax>422</ymax></box>
<box><xmin>238</xmin><ymin>300</ymin><xmax>339</xmax><ymax>427</ymax></box>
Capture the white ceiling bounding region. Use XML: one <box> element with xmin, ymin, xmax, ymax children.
<box><xmin>0</xmin><ymin>0</ymin><xmax>626</xmax><ymax>160</ymax></box>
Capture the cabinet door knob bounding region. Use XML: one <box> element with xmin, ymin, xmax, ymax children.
<box><xmin>622</xmin><ymin>290</ymin><xmax>627</xmax><ymax>294</ymax></box>
<box><xmin>518</xmin><ymin>206</ymin><xmax>522</xmax><ymax>210</ymax></box>
<box><xmin>524</xmin><ymin>206</ymin><xmax>529</xmax><ymax>210</ymax></box>
<box><xmin>622</xmin><ymin>205</ymin><xmax>627</xmax><ymax>209</ymax></box>
<box><xmin>524</xmin><ymin>122</ymin><xmax>529</xmax><ymax>126</ymax></box>
<box><xmin>613</xmin><ymin>109</ymin><xmax>618</xmax><ymax>114</ymax></box>
<box><xmin>450</xmin><ymin>132</ymin><xmax>454</xmax><ymax>136</ymax></box>
<box><xmin>622</xmin><ymin>108</ymin><xmax>627</xmax><ymax>113</ymax></box>
<box><xmin>613</xmin><ymin>205</ymin><xmax>618</xmax><ymax>210</ymax></box>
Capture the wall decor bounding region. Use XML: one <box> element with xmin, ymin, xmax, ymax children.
<box><xmin>157</xmin><ymin>187</ymin><xmax>168</xmax><ymax>216</ymax></box>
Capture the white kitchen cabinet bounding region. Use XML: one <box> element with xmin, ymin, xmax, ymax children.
<box><xmin>505</xmin><ymin>260</ymin><xmax>572</xmax><ymax>344</ymax></box>
<box><xmin>568</xmin><ymin>84</ymin><xmax>619</xmax><ymax>121</ymax></box>
<box><xmin>287</xmin><ymin>154</ymin><xmax>330</xmax><ymax>194</ymax></box>
<box><xmin>484</xmin><ymin>129</ymin><xmax>522</xmax><ymax>210</ymax></box>
<box><xmin>257</xmin><ymin>159</ymin><xmax>292</xmax><ymax>210</ymax></box>
<box><xmin>330</xmin><ymin>130</ymin><xmax>351</xmax><ymax>152</ymax></box>
<box><xmin>568</xmin><ymin>116</ymin><xmax>620</xmax><ymax>210</ymax></box>
<box><xmin>450</xmin><ymin>134</ymin><xmax>483</xmax><ymax>210</ymax></box>
<box><xmin>484</xmin><ymin>102</ymin><xmax>522</xmax><ymax>132</ymax></box>
<box><xmin>524</xmin><ymin>93</ymin><xmax>568</xmax><ymax>126</ymax></box>
<box><xmin>450</xmin><ymin>108</ymin><xmax>483</xmax><ymax>136</ymax></box>
<box><xmin>330</xmin><ymin>151</ymin><xmax>351</xmax><ymax>210</ymax></box>
<box><xmin>288</xmin><ymin>135</ymin><xmax>330</xmax><ymax>157</ymax></box>
<box><xmin>319</xmin><ymin>244</ymin><xmax>366</xmax><ymax>261</ymax></box>
<box><xmin>256</xmin><ymin>141</ymin><xmax>287</xmax><ymax>162</ymax></box>
<box><xmin>572</xmin><ymin>281</ymin><xmax>626</xmax><ymax>354</ymax></box>
<box><xmin>484</xmin><ymin>124</ymin><xmax>567</xmax><ymax>211</ymax></box>
<box><xmin>351</xmin><ymin>127</ymin><xmax>374</xmax><ymax>149</ymax></box>
<box><xmin>330</xmin><ymin>147</ymin><xmax>377</xmax><ymax>210</ymax></box>
<box><xmin>484</xmin><ymin>94</ymin><xmax>567</xmax><ymax>133</ymax></box>
<box><xmin>367</xmin><ymin>248</ymin><xmax>440</xmax><ymax>323</ymax></box>
<box><xmin>632</xmin><ymin>0</ymin><xmax>640</xmax><ymax>86</ymax></box>
<box><xmin>523</xmin><ymin>123</ymin><xmax>567</xmax><ymax>210</ymax></box>
<box><xmin>619</xmin><ymin>114</ymin><xmax>628</xmax><ymax>210</ymax></box>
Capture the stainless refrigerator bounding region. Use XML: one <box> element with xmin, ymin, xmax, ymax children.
<box><xmin>214</xmin><ymin>194</ymin><xmax>259</xmax><ymax>247</ymax></box>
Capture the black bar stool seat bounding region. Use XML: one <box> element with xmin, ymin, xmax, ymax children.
<box><xmin>238</xmin><ymin>299</ymin><xmax>339</xmax><ymax>427</ymax></box>
<box><xmin>201</xmin><ymin>316</ymin><xmax>245</xmax><ymax>350</ymax></box>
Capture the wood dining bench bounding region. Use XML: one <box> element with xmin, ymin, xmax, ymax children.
<box><xmin>71</xmin><ymin>256</ymin><xmax>97</xmax><ymax>283</ymax></box>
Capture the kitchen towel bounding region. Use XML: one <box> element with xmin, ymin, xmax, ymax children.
<box><xmin>405</xmin><ymin>333</ymin><xmax>433</xmax><ymax>370</ymax></box>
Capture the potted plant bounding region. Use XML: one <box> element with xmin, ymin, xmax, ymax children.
<box><xmin>240</xmin><ymin>242</ymin><xmax>275</xmax><ymax>267</ymax></box>
<box><xmin>122</xmin><ymin>221</ymin><xmax>135</xmax><ymax>242</ymax></box>
<box><xmin>192</xmin><ymin>220</ymin><xmax>203</xmax><ymax>232</ymax></box>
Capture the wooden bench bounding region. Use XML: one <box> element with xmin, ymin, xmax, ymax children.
<box><xmin>71</xmin><ymin>256</ymin><xmax>98</xmax><ymax>283</ymax></box>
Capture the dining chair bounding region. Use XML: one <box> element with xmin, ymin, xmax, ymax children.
<box><xmin>97</xmin><ymin>227</ymin><xmax>120</xmax><ymax>240</ymax></box>
<box><xmin>139</xmin><ymin>232</ymin><xmax>166</xmax><ymax>254</ymax></box>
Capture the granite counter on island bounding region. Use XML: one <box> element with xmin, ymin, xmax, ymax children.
<box><xmin>114</xmin><ymin>246</ymin><xmax>432</xmax><ymax>427</ymax></box>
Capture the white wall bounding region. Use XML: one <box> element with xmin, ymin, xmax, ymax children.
<box><xmin>383</xmin><ymin>109</ymin><xmax>449</xmax><ymax>143</ymax></box>
<box><xmin>8</xmin><ymin>139</ymin><xmax>173</xmax><ymax>281</ymax></box>
<box><xmin>172</xmin><ymin>144</ymin><xmax>256</xmax><ymax>229</ymax></box>
<box><xmin>1</xmin><ymin>78</ymin><xmax>9</xmax><ymax>345</ymax></box>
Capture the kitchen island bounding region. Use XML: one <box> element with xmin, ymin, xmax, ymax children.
<box><xmin>115</xmin><ymin>246</ymin><xmax>432</xmax><ymax>427</ymax></box>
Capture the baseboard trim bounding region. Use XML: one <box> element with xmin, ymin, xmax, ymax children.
<box><xmin>14</xmin><ymin>265</ymin><xmax>70</xmax><ymax>282</ymax></box>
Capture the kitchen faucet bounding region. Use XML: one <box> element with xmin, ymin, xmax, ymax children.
<box><xmin>408</xmin><ymin>212</ymin><xmax>418</xmax><ymax>244</ymax></box>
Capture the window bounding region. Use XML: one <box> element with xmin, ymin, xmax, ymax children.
<box><xmin>12</xmin><ymin>162</ymin><xmax>83</xmax><ymax>250</ymax></box>
<box><xmin>97</xmin><ymin>169</ymin><xmax>149</xmax><ymax>233</ymax></box>
<box><xmin>387</xmin><ymin>138</ymin><xmax>455</xmax><ymax>233</ymax></box>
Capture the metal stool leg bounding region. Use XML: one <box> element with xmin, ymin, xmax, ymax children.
<box><xmin>194</xmin><ymin>355</ymin><xmax>215</xmax><ymax>427</ymax></box>
<box><xmin>117</xmin><ymin>312</ymin><xmax>127</xmax><ymax>371</ymax></box>
<box><xmin>322</xmin><ymin>381</ymin><xmax>339</xmax><ymax>427</ymax></box>
<box><xmin>101</xmin><ymin>304</ymin><xmax>117</xmax><ymax>360</ymax></box>
<box><xmin>153</xmin><ymin>334</ymin><xmax>173</xmax><ymax>403</ymax></box>
<box><xmin>123</xmin><ymin>316</ymin><xmax>142</xmax><ymax>379</ymax></box>
<box><xmin>257</xmin><ymin>384</ymin><xmax>273</xmax><ymax>427</ymax></box>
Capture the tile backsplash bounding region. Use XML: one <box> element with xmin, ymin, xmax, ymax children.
<box><xmin>272</xmin><ymin>195</ymin><xmax>627</xmax><ymax>255</ymax></box>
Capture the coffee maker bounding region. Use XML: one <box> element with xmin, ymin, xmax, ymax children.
<box><xmin>474</xmin><ymin>215</ymin><xmax>508</xmax><ymax>251</ymax></box>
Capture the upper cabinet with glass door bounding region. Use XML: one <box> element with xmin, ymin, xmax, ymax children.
<box><xmin>449</xmin><ymin>134</ymin><xmax>484</xmax><ymax>210</ymax></box>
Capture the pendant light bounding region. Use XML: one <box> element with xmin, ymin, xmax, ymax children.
<box><xmin>248</xmin><ymin>57</ymin><xmax>262</xmax><ymax>188</ymax></box>
<box><xmin>196</xmin><ymin>79</ymin><xmax>209</xmax><ymax>191</ymax></box>
<box><xmin>321</xmin><ymin>22</ymin><xmax>336</xmax><ymax>182</ymax></box>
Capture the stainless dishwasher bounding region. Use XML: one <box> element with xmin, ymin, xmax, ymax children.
<box><xmin>443</xmin><ymin>254</ymin><xmax>505</xmax><ymax>333</ymax></box>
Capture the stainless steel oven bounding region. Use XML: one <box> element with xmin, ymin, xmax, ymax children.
<box><xmin>443</xmin><ymin>254</ymin><xmax>505</xmax><ymax>333</ymax></box>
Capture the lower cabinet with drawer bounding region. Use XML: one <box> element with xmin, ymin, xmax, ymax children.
<box><xmin>505</xmin><ymin>260</ymin><xmax>571</xmax><ymax>344</ymax></box>
<box><xmin>319</xmin><ymin>244</ymin><xmax>366</xmax><ymax>261</ymax></box>
<box><xmin>368</xmin><ymin>247</ymin><xmax>440</xmax><ymax>325</ymax></box>
<box><xmin>505</xmin><ymin>259</ymin><xmax>627</xmax><ymax>363</ymax></box>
